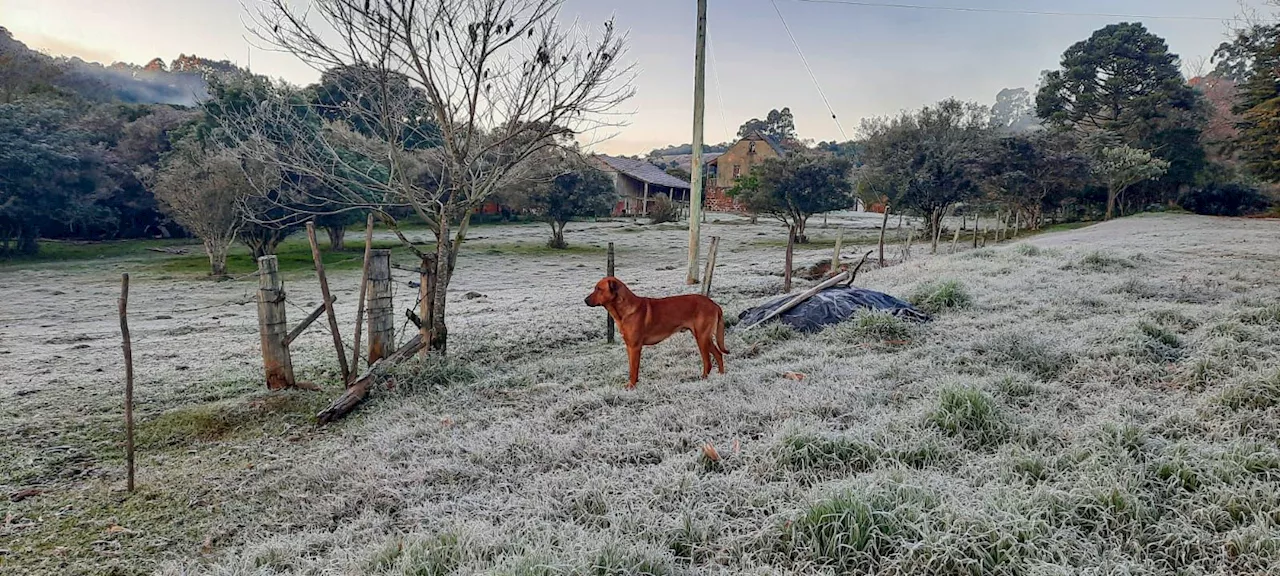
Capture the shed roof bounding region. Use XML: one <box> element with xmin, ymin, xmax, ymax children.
<box><xmin>593</xmin><ymin>154</ymin><xmax>692</xmax><ymax>189</ymax></box>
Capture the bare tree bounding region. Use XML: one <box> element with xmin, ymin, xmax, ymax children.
<box><xmin>145</xmin><ymin>142</ymin><xmax>279</xmax><ymax>277</ymax></box>
<box><xmin>227</xmin><ymin>0</ymin><xmax>634</xmax><ymax>352</ymax></box>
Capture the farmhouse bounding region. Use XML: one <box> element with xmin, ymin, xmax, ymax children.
<box><xmin>704</xmin><ymin>130</ymin><xmax>785</xmax><ymax>212</ymax></box>
<box><xmin>591</xmin><ymin>154</ymin><xmax>693</xmax><ymax>216</ymax></box>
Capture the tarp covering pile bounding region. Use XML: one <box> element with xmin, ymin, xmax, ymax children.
<box><xmin>736</xmin><ymin>286</ymin><xmax>931</xmax><ymax>333</ymax></box>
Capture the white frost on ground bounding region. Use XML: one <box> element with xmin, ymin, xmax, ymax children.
<box><xmin>3</xmin><ymin>213</ymin><xmax>1280</xmax><ymax>575</ymax></box>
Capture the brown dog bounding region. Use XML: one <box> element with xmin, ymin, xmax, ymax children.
<box><xmin>585</xmin><ymin>276</ymin><xmax>728</xmax><ymax>389</ymax></box>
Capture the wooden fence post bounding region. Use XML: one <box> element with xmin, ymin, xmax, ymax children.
<box><xmin>606</xmin><ymin>242</ymin><xmax>615</xmax><ymax>344</ymax></box>
<box><xmin>118</xmin><ymin>273</ymin><xmax>135</xmax><ymax>492</ymax></box>
<box><xmin>306</xmin><ymin>222</ymin><xmax>350</xmax><ymax>383</ymax></box>
<box><xmin>256</xmin><ymin>256</ymin><xmax>295</xmax><ymax>390</ymax></box>
<box><xmin>832</xmin><ymin>228</ymin><xmax>843</xmax><ymax>271</ymax></box>
<box><xmin>702</xmin><ymin>236</ymin><xmax>719</xmax><ymax>297</ymax></box>
<box><xmin>784</xmin><ymin>225</ymin><xmax>796</xmax><ymax>293</ymax></box>
<box><xmin>973</xmin><ymin>214</ymin><xmax>981</xmax><ymax>249</ymax></box>
<box><xmin>419</xmin><ymin>255</ymin><xmax>435</xmax><ymax>358</ymax></box>
<box><xmin>366</xmin><ymin>250</ymin><xmax>394</xmax><ymax>365</ymax></box>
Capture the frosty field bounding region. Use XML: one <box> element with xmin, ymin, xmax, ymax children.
<box><xmin>3</xmin><ymin>213</ymin><xmax>1280</xmax><ymax>575</ymax></box>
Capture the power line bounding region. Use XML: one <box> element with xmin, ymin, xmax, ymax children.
<box><xmin>708</xmin><ymin>38</ymin><xmax>733</xmax><ymax>143</ymax></box>
<box><xmin>770</xmin><ymin>0</ymin><xmax>848</xmax><ymax>140</ymax></box>
<box><xmin>791</xmin><ymin>0</ymin><xmax>1238</xmax><ymax>22</ymax></box>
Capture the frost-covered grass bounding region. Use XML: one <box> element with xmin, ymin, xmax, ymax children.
<box><xmin>3</xmin><ymin>213</ymin><xmax>1280</xmax><ymax>575</ymax></box>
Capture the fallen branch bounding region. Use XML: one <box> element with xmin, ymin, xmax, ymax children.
<box><xmin>316</xmin><ymin>333</ymin><xmax>426</xmax><ymax>424</ymax></box>
<box><xmin>740</xmin><ymin>269</ymin><xmax>853</xmax><ymax>332</ymax></box>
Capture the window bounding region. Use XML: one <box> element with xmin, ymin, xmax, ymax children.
<box><xmin>748</xmin><ymin>141</ymin><xmax>757</xmax><ymax>154</ymax></box>
<box><xmin>732</xmin><ymin>164</ymin><xmax>741</xmax><ymax>179</ymax></box>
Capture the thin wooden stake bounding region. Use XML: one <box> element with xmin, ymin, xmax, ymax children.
<box><xmin>702</xmin><ymin>236</ymin><xmax>719</xmax><ymax>297</ymax></box>
<box><xmin>832</xmin><ymin>228</ymin><xmax>844</xmax><ymax>271</ymax></box>
<box><xmin>784</xmin><ymin>225</ymin><xmax>796</xmax><ymax>293</ymax></box>
<box><xmin>419</xmin><ymin>256</ymin><xmax>433</xmax><ymax>358</ymax></box>
<box><xmin>349</xmin><ymin>213</ymin><xmax>374</xmax><ymax>373</ymax></box>
<box><xmin>951</xmin><ymin>224</ymin><xmax>962</xmax><ymax>254</ymax></box>
<box><xmin>307</xmin><ymin>222</ymin><xmax>351</xmax><ymax>383</ymax></box>
<box><xmin>973</xmin><ymin>214</ymin><xmax>981</xmax><ymax>248</ymax></box>
<box><xmin>878</xmin><ymin>204</ymin><xmax>890</xmax><ymax>267</ymax></box>
<box><xmin>606</xmin><ymin>242</ymin><xmax>615</xmax><ymax>343</ymax></box>
<box><xmin>118</xmin><ymin>273</ymin><xmax>135</xmax><ymax>493</ymax></box>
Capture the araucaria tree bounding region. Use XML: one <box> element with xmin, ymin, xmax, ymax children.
<box><xmin>732</xmin><ymin>152</ymin><xmax>855</xmax><ymax>243</ymax></box>
<box><xmin>229</xmin><ymin>0</ymin><xmax>634</xmax><ymax>352</ymax></box>
<box><xmin>526</xmin><ymin>160</ymin><xmax>616</xmax><ymax>248</ymax></box>
<box><xmin>1037</xmin><ymin>23</ymin><xmax>1204</xmax><ymax>201</ymax></box>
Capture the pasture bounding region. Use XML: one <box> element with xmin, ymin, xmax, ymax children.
<box><xmin>2</xmin><ymin>213</ymin><xmax>1279</xmax><ymax>575</ymax></box>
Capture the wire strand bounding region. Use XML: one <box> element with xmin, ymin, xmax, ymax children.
<box><xmin>770</xmin><ymin>0</ymin><xmax>848</xmax><ymax>140</ymax></box>
<box><xmin>708</xmin><ymin>38</ymin><xmax>733</xmax><ymax>144</ymax></box>
<box><xmin>791</xmin><ymin>0</ymin><xmax>1238</xmax><ymax>22</ymax></box>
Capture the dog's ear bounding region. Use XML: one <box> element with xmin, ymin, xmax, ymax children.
<box><xmin>606</xmin><ymin>277</ymin><xmax>620</xmax><ymax>292</ymax></box>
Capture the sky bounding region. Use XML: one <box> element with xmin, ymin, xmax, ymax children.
<box><xmin>1</xmin><ymin>0</ymin><xmax>1267</xmax><ymax>155</ymax></box>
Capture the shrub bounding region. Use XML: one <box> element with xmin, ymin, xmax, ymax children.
<box><xmin>648</xmin><ymin>194</ymin><xmax>680</xmax><ymax>224</ymax></box>
<box><xmin>910</xmin><ymin>280</ymin><xmax>972</xmax><ymax>314</ymax></box>
<box><xmin>1178</xmin><ymin>181</ymin><xmax>1270</xmax><ymax>216</ymax></box>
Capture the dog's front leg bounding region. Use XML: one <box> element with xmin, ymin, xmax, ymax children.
<box><xmin>626</xmin><ymin>344</ymin><xmax>642</xmax><ymax>389</ymax></box>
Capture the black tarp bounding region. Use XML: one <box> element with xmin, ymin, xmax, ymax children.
<box><xmin>736</xmin><ymin>286</ymin><xmax>931</xmax><ymax>333</ymax></box>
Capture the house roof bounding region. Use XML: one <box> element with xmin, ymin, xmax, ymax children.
<box><xmin>706</xmin><ymin>130</ymin><xmax>786</xmax><ymax>166</ymax></box>
<box><xmin>593</xmin><ymin>154</ymin><xmax>692</xmax><ymax>189</ymax></box>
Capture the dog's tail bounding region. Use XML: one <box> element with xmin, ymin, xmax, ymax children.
<box><xmin>716</xmin><ymin>308</ymin><xmax>730</xmax><ymax>354</ymax></box>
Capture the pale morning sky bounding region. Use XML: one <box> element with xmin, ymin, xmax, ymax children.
<box><xmin>0</xmin><ymin>0</ymin><xmax>1265</xmax><ymax>154</ymax></box>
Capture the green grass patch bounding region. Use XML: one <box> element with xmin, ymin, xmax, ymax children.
<box><xmin>1218</xmin><ymin>372</ymin><xmax>1280</xmax><ymax>411</ymax></box>
<box><xmin>1240</xmin><ymin>304</ymin><xmax>1280</xmax><ymax>326</ymax></box>
<box><xmin>777</xmin><ymin>432</ymin><xmax>949</xmax><ymax>477</ymax></box>
<box><xmin>910</xmin><ymin>280</ymin><xmax>972</xmax><ymax>314</ymax></box>
<box><xmin>823</xmin><ymin>311</ymin><xmax>915</xmax><ymax>344</ymax></box>
<box><xmin>471</xmin><ymin>241</ymin><xmax>607</xmax><ymax>257</ymax></box>
<box><xmin>784</xmin><ymin>482</ymin><xmax>937</xmax><ymax>572</ymax></box>
<box><xmin>154</xmin><ymin>239</ymin><xmax>405</xmax><ymax>277</ymax></box>
<box><xmin>928</xmin><ymin>386</ymin><xmax>1011</xmax><ymax>448</ymax></box>
<box><xmin>1064</xmin><ymin>251</ymin><xmax>1136</xmax><ymax>273</ymax></box>
<box><xmin>136</xmin><ymin>391</ymin><xmax>330</xmax><ymax>449</ymax></box>
<box><xmin>0</xmin><ymin>237</ymin><xmax>197</xmax><ymax>267</ymax></box>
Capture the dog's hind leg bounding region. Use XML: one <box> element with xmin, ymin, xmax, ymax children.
<box><xmin>696</xmin><ymin>332</ymin><xmax>713</xmax><ymax>378</ymax></box>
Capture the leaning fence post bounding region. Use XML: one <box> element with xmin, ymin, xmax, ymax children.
<box><xmin>306</xmin><ymin>222</ymin><xmax>350</xmax><ymax>383</ymax></box>
<box><xmin>366</xmin><ymin>250</ymin><xmax>394</xmax><ymax>365</ymax></box>
<box><xmin>702</xmin><ymin>236</ymin><xmax>719</xmax><ymax>297</ymax></box>
<box><xmin>256</xmin><ymin>256</ymin><xmax>295</xmax><ymax>390</ymax></box>
<box><xmin>118</xmin><ymin>273</ymin><xmax>135</xmax><ymax>492</ymax></box>
<box><xmin>832</xmin><ymin>228</ymin><xmax>844</xmax><ymax>271</ymax></box>
<box><xmin>784</xmin><ymin>225</ymin><xmax>796</xmax><ymax>293</ymax></box>
<box><xmin>606</xmin><ymin>242</ymin><xmax>615</xmax><ymax>344</ymax></box>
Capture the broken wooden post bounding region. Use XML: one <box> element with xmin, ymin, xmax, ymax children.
<box><xmin>702</xmin><ymin>236</ymin><xmax>719</xmax><ymax>297</ymax></box>
<box><xmin>350</xmin><ymin>214</ymin><xmax>375</xmax><ymax>372</ymax></box>
<box><xmin>316</xmin><ymin>332</ymin><xmax>427</xmax><ymax>424</ymax></box>
<box><xmin>606</xmin><ymin>242</ymin><xmax>615</xmax><ymax>343</ymax></box>
<box><xmin>784</xmin><ymin>225</ymin><xmax>796</xmax><ymax>293</ymax></box>
<box><xmin>903</xmin><ymin>226</ymin><xmax>915</xmax><ymax>261</ymax></box>
<box><xmin>257</xmin><ymin>255</ymin><xmax>295</xmax><ymax>390</ymax></box>
<box><xmin>418</xmin><ymin>255</ymin><xmax>434</xmax><ymax>358</ymax></box>
<box><xmin>878</xmin><ymin>204</ymin><xmax>890</xmax><ymax>267</ymax></box>
<box><xmin>307</xmin><ymin>222</ymin><xmax>350</xmax><ymax>383</ymax></box>
<box><xmin>118</xmin><ymin>273</ymin><xmax>135</xmax><ymax>492</ymax></box>
<box><xmin>832</xmin><ymin>228</ymin><xmax>844</xmax><ymax>271</ymax></box>
<box><xmin>366</xmin><ymin>250</ymin><xmax>394</xmax><ymax>365</ymax></box>
<box><xmin>950</xmin><ymin>224</ymin><xmax>962</xmax><ymax>254</ymax></box>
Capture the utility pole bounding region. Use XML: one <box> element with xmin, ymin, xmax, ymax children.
<box><xmin>686</xmin><ymin>0</ymin><xmax>708</xmax><ymax>285</ymax></box>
